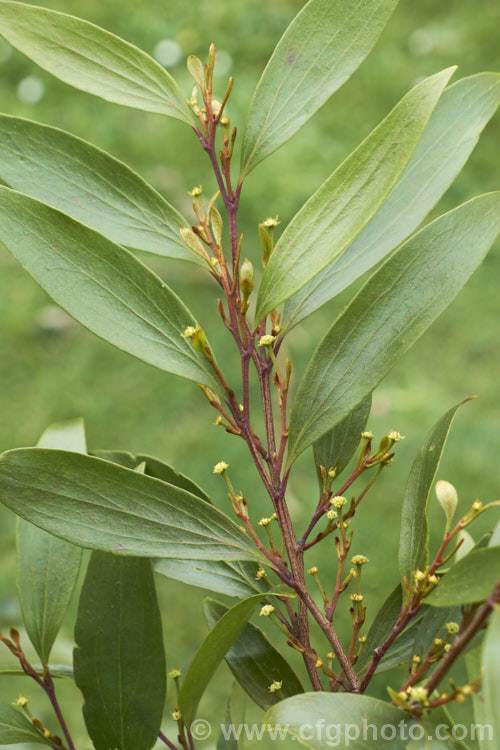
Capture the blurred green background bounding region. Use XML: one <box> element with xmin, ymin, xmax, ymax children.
<box><xmin>0</xmin><ymin>0</ymin><xmax>499</xmax><ymax>747</ymax></box>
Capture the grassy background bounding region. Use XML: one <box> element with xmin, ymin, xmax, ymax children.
<box><xmin>0</xmin><ymin>0</ymin><xmax>499</xmax><ymax>747</ymax></box>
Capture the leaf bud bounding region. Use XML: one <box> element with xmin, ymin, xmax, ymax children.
<box><xmin>240</xmin><ymin>257</ymin><xmax>254</xmax><ymax>300</ymax></box>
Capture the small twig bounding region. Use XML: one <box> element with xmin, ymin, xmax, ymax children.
<box><xmin>158</xmin><ymin>731</ymin><xmax>179</xmax><ymax>750</ymax></box>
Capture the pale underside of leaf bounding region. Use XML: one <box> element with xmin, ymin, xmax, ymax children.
<box><xmin>255</xmin><ymin>67</ymin><xmax>455</xmax><ymax>322</ymax></box>
<box><xmin>0</xmin><ymin>449</ymin><xmax>264</xmax><ymax>564</ymax></box>
<box><xmin>0</xmin><ymin>186</ymin><xmax>218</xmax><ymax>388</ymax></box>
<box><xmin>283</xmin><ymin>72</ymin><xmax>500</xmax><ymax>330</ymax></box>
<box><xmin>287</xmin><ymin>192</ymin><xmax>500</xmax><ymax>463</ymax></box>
<box><xmin>240</xmin><ymin>0</ymin><xmax>399</xmax><ymax>175</ymax></box>
<box><xmin>0</xmin><ymin>0</ymin><xmax>193</xmax><ymax>122</ymax></box>
<box><xmin>0</xmin><ymin>114</ymin><xmax>196</xmax><ymax>262</ymax></box>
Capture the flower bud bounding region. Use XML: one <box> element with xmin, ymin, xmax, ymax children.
<box><xmin>209</xmin><ymin>206</ymin><xmax>223</xmax><ymax>247</ymax></box>
<box><xmin>240</xmin><ymin>257</ymin><xmax>254</xmax><ymax>299</ymax></box>
<box><xmin>435</xmin><ymin>480</ymin><xmax>458</xmax><ymax>529</ymax></box>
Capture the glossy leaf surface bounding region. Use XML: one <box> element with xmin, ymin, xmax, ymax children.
<box><xmin>179</xmin><ymin>591</ymin><xmax>294</xmax><ymax>725</ymax></box>
<box><xmin>399</xmin><ymin>400</ymin><xmax>469</xmax><ymax>585</ymax></box>
<box><xmin>205</xmin><ymin>598</ymin><xmax>303</xmax><ymax>709</ymax></box>
<box><xmin>264</xmin><ymin>693</ymin><xmax>423</xmax><ymax>749</ymax></box>
<box><xmin>425</xmin><ymin>548</ymin><xmax>500</xmax><ymax>607</ymax></box>
<box><xmin>74</xmin><ymin>552</ymin><xmax>166</xmax><ymax>750</ymax></box>
<box><xmin>313</xmin><ymin>395</ymin><xmax>371</xmax><ymax>488</ymax></box>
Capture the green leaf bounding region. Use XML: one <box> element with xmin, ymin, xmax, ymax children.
<box><xmin>0</xmin><ymin>449</ymin><xmax>265</xmax><ymax>564</ymax></box>
<box><xmin>204</xmin><ymin>598</ymin><xmax>303</xmax><ymax>710</ymax></box>
<box><xmin>0</xmin><ymin>704</ymin><xmax>52</xmax><ymax>745</ymax></box>
<box><xmin>91</xmin><ymin>450</ymin><xmax>263</xmax><ymax>598</ymax></box>
<box><xmin>482</xmin><ymin>606</ymin><xmax>500</xmax><ymax>749</ymax></box>
<box><xmin>413</xmin><ymin>605</ymin><xmax>461</xmax><ymax>660</ymax></box>
<box><xmin>0</xmin><ymin>664</ymin><xmax>74</xmax><ymax>679</ymax></box>
<box><xmin>90</xmin><ymin>449</ymin><xmax>211</xmax><ymax>503</ymax></box>
<box><xmin>287</xmin><ymin>193</ymin><xmax>500</xmax><ymax>463</ymax></box>
<box><xmin>154</xmin><ymin>559</ymin><xmax>265</xmax><ymax>599</ymax></box>
<box><xmin>74</xmin><ymin>552</ymin><xmax>166</xmax><ymax>750</ymax></box>
<box><xmin>0</xmin><ymin>186</ymin><xmax>218</xmax><ymax>388</ymax></box>
<box><xmin>178</xmin><ymin>590</ymin><xmax>295</xmax><ymax>726</ymax></box>
<box><xmin>0</xmin><ymin>115</ymin><xmax>195</xmax><ymax>262</ymax></box>
<box><xmin>377</xmin><ymin>621</ymin><xmax>421</xmax><ymax>674</ymax></box>
<box><xmin>283</xmin><ymin>72</ymin><xmax>500</xmax><ymax>330</ymax></box>
<box><xmin>17</xmin><ymin>419</ymin><xmax>85</xmax><ymax>664</ymax></box>
<box><xmin>356</xmin><ymin>584</ymin><xmax>403</xmax><ymax>674</ymax></box>
<box><xmin>254</xmin><ymin>67</ymin><xmax>455</xmax><ymax>322</ymax></box>
<box><xmin>399</xmin><ymin>400</ymin><xmax>470</xmax><ymax>586</ymax></box>
<box><xmin>0</xmin><ymin>1</ymin><xmax>193</xmax><ymax>122</ymax></box>
<box><xmin>263</xmin><ymin>693</ymin><xmax>421</xmax><ymax>749</ymax></box>
<box><xmin>217</xmin><ymin>684</ymin><xmax>245</xmax><ymax>750</ymax></box>
<box><xmin>313</xmin><ymin>395</ymin><xmax>371</xmax><ymax>488</ymax></box>
<box><xmin>466</xmin><ymin>646</ymin><xmax>495</xmax><ymax>750</ymax></box>
<box><xmin>240</xmin><ymin>0</ymin><xmax>398</xmax><ymax>176</ymax></box>
<box><xmin>425</xmin><ymin>548</ymin><xmax>500</xmax><ymax>607</ymax></box>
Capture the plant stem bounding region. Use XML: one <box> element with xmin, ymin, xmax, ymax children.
<box><xmin>158</xmin><ymin>731</ymin><xmax>179</xmax><ymax>750</ymax></box>
<box><xmin>424</xmin><ymin>583</ymin><xmax>500</xmax><ymax>695</ymax></box>
<box><xmin>42</xmin><ymin>672</ymin><xmax>76</xmax><ymax>750</ymax></box>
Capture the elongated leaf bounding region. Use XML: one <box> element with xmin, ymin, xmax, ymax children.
<box><xmin>255</xmin><ymin>67</ymin><xmax>455</xmax><ymax>322</ymax></box>
<box><xmin>425</xmin><ymin>548</ymin><xmax>500</xmax><ymax>607</ymax></box>
<box><xmin>263</xmin><ymin>693</ymin><xmax>424</xmax><ymax>749</ymax></box>
<box><xmin>0</xmin><ymin>449</ymin><xmax>265</xmax><ymax>564</ymax></box>
<box><xmin>217</xmin><ymin>684</ymin><xmax>246</xmax><ymax>750</ymax></box>
<box><xmin>377</xmin><ymin>620</ymin><xmax>421</xmax><ymax>674</ymax></box>
<box><xmin>399</xmin><ymin>400</ymin><xmax>469</xmax><ymax>586</ymax></box>
<box><xmin>178</xmin><ymin>590</ymin><xmax>295</xmax><ymax>726</ymax></box>
<box><xmin>0</xmin><ymin>115</ymin><xmax>194</xmax><ymax>262</ymax></box>
<box><xmin>356</xmin><ymin>584</ymin><xmax>403</xmax><ymax>674</ymax></box>
<box><xmin>240</xmin><ymin>0</ymin><xmax>398</xmax><ymax>176</ymax></box>
<box><xmin>0</xmin><ymin>187</ymin><xmax>218</xmax><ymax>388</ymax></box>
<box><xmin>413</xmin><ymin>605</ymin><xmax>461</xmax><ymax>660</ymax></box>
<box><xmin>313</xmin><ymin>395</ymin><xmax>371</xmax><ymax>489</ymax></box>
<box><xmin>465</xmin><ymin>647</ymin><xmax>494</xmax><ymax>750</ymax></box>
<box><xmin>0</xmin><ymin>704</ymin><xmax>52</xmax><ymax>746</ymax></box>
<box><xmin>205</xmin><ymin>598</ymin><xmax>303</xmax><ymax>709</ymax></box>
<box><xmin>17</xmin><ymin>419</ymin><xmax>85</xmax><ymax>664</ymax></box>
<box><xmin>154</xmin><ymin>559</ymin><xmax>265</xmax><ymax>599</ymax></box>
<box><xmin>90</xmin><ymin>449</ymin><xmax>211</xmax><ymax>503</ymax></box>
<box><xmin>91</xmin><ymin>450</ymin><xmax>263</xmax><ymax>598</ymax></box>
<box><xmin>482</xmin><ymin>606</ymin><xmax>500</xmax><ymax>749</ymax></box>
<box><xmin>0</xmin><ymin>664</ymin><xmax>74</xmax><ymax>679</ymax></box>
<box><xmin>287</xmin><ymin>192</ymin><xmax>500</xmax><ymax>463</ymax></box>
<box><xmin>0</xmin><ymin>1</ymin><xmax>193</xmax><ymax>122</ymax></box>
<box><xmin>74</xmin><ymin>552</ymin><xmax>166</xmax><ymax>750</ymax></box>
<box><xmin>283</xmin><ymin>72</ymin><xmax>500</xmax><ymax>329</ymax></box>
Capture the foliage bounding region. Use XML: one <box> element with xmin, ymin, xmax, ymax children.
<box><xmin>0</xmin><ymin>1</ymin><xmax>498</xmax><ymax>748</ymax></box>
